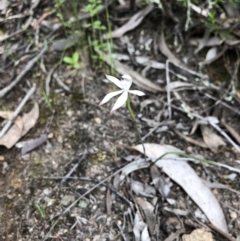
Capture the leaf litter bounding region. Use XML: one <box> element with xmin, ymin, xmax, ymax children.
<box><xmin>1</xmin><ymin>0</ymin><xmax>240</xmax><ymax>240</ymax></box>
<box><xmin>130</xmin><ymin>143</ymin><xmax>228</xmax><ymax>233</ymax></box>
<box><xmin>0</xmin><ymin>102</ymin><xmax>39</xmax><ymax>149</ymax></box>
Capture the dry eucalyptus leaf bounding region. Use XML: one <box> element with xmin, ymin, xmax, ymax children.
<box><xmin>150</xmin><ymin>165</ymin><xmax>170</xmax><ymax>197</ymax></box>
<box><xmin>132</xmin><ymin>143</ymin><xmax>228</xmax><ymax>233</ymax></box>
<box><xmin>158</xmin><ymin>31</ymin><xmax>180</xmax><ymax>65</ymax></box>
<box><xmin>0</xmin><ymin>111</ymin><xmax>14</xmax><ymax>119</ymax></box>
<box><xmin>141</xmin><ymin>225</ymin><xmax>151</xmax><ymax>241</ymax></box>
<box><xmin>104</xmin><ymin>4</ymin><xmax>154</xmax><ymax>39</ymax></box>
<box><xmin>131</xmin><ymin>180</ymin><xmax>156</xmax><ymax>197</ymax></box>
<box><xmin>0</xmin><ymin>102</ymin><xmax>39</xmax><ymax>149</ymax></box>
<box><xmin>168</xmin><ymin>81</ymin><xmax>195</xmax><ymax>90</ymax></box>
<box><xmin>99</xmin><ymin>51</ymin><xmax>163</xmax><ymax>92</ymax></box>
<box><xmin>0</xmin><ymin>0</ymin><xmax>9</xmax><ymax>11</ymax></box>
<box><xmin>51</xmin><ymin>32</ymin><xmax>82</xmax><ymax>51</ymax></box>
<box><xmin>21</xmin><ymin>134</ymin><xmax>47</xmax><ymax>155</ymax></box>
<box><xmin>0</xmin><ymin>117</ymin><xmax>23</xmax><ymax>149</ymax></box>
<box><xmin>221</xmin><ymin>118</ymin><xmax>240</xmax><ymax>145</ymax></box>
<box><xmin>201</xmin><ymin>125</ymin><xmax>226</xmax><ymax>153</ymax></box>
<box><xmin>133</xmin><ymin>213</ymin><xmax>147</xmax><ymax>241</ymax></box>
<box><xmin>135</xmin><ymin>197</ymin><xmax>155</xmax><ymax>236</ymax></box>
<box><xmin>21</xmin><ymin>102</ymin><xmax>39</xmax><ymax>136</ymax></box>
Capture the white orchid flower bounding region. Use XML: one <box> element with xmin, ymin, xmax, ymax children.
<box><xmin>99</xmin><ymin>74</ymin><xmax>145</xmax><ymax>112</ymax></box>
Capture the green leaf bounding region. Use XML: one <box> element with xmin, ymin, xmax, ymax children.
<box><xmin>99</xmin><ymin>25</ymin><xmax>106</xmax><ymax>30</ymax></box>
<box><xmin>84</xmin><ymin>23</ymin><xmax>91</xmax><ymax>28</ymax></box>
<box><xmin>63</xmin><ymin>56</ymin><xmax>73</xmax><ymax>64</ymax></box>
<box><xmin>73</xmin><ymin>62</ymin><xmax>80</xmax><ymax>69</ymax></box>
<box><xmin>72</xmin><ymin>52</ymin><xmax>79</xmax><ymax>63</ymax></box>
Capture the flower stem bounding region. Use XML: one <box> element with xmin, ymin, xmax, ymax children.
<box><xmin>126</xmin><ymin>95</ymin><xmax>146</xmax><ymax>157</ymax></box>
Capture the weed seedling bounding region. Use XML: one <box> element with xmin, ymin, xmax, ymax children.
<box><xmin>35</xmin><ymin>202</ymin><xmax>46</xmax><ymax>219</ymax></box>
<box><xmin>63</xmin><ymin>52</ymin><xmax>80</xmax><ymax>69</ymax></box>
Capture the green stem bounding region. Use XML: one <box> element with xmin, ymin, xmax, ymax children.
<box><xmin>152</xmin><ymin>151</ymin><xmax>218</xmax><ymax>166</ymax></box>
<box><xmin>126</xmin><ymin>94</ymin><xmax>146</xmax><ymax>157</ymax></box>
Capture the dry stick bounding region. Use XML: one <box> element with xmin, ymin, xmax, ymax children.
<box><xmin>0</xmin><ymin>45</ymin><xmax>48</xmax><ymax>98</ymax></box>
<box><xmin>0</xmin><ymin>85</ymin><xmax>36</xmax><ymax>139</ymax></box>
<box><xmin>61</xmin><ymin>151</ymin><xmax>87</xmax><ymax>184</ymax></box>
<box><xmin>166</xmin><ymin>59</ymin><xmax>172</xmax><ymax>119</ymax></box>
<box><xmin>45</xmin><ymin>63</ymin><xmax>59</xmax><ymax>95</ymax></box>
<box><xmin>43</xmin><ymin>176</ymin><xmax>132</xmax><ymax>206</ymax></box>
<box><xmin>209</xmin><ymin>121</ymin><xmax>240</xmax><ymax>152</ymax></box>
<box><xmin>208</xmin><ymin>223</ymin><xmax>236</xmax><ymax>241</ymax></box>
<box><xmin>53</xmin><ymin>73</ymin><xmax>70</xmax><ymax>92</ymax></box>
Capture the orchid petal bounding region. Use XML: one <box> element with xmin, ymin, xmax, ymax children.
<box><xmin>121</xmin><ymin>75</ymin><xmax>132</xmax><ymax>90</ymax></box>
<box><xmin>105</xmin><ymin>74</ymin><xmax>124</xmax><ymax>89</ymax></box>
<box><xmin>99</xmin><ymin>90</ymin><xmax>124</xmax><ymax>106</ymax></box>
<box><xmin>111</xmin><ymin>91</ymin><xmax>128</xmax><ymax>112</ymax></box>
<box><xmin>128</xmin><ymin>90</ymin><xmax>145</xmax><ymax>96</ymax></box>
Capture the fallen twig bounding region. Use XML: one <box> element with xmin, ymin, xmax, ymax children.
<box><xmin>61</xmin><ymin>151</ymin><xmax>87</xmax><ymax>184</ymax></box>
<box><xmin>0</xmin><ymin>85</ymin><xmax>36</xmax><ymax>139</ymax></box>
<box><xmin>0</xmin><ymin>45</ymin><xmax>47</xmax><ymax>98</ymax></box>
<box><xmin>166</xmin><ymin>59</ymin><xmax>172</xmax><ymax>119</ymax></box>
<box><xmin>209</xmin><ymin>121</ymin><xmax>240</xmax><ymax>152</ymax></box>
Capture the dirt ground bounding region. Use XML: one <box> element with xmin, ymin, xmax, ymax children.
<box><xmin>0</xmin><ymin>1</ymin><xmax>240</xmax><ymax>241</ymax></box>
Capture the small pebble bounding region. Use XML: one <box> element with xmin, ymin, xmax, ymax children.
<box><xmin>117</xmin><ymin>220</ymin><xmax>122</xmax><ymax>225</ymax></box>
<box><xmin>57</xmin><ymin>135</ymin><xmax>63</xmax><ymax>143</ymax></box>
<box><xmin>61</xmin><ymin>195</ymin><xmax>75</xmax><ymax>206</ymax></box>
<box><xmin>67</xmin><ymin>110</ymin><xmax>74</xmax><ymax>117</ymax></box>
<box><xmin>229</xmin><ymin>211</ymin><xmax>237</xmax><ymax>219</ymax></box>
<box><xmin>94</xmin><ymin>117</ymin><xmax>101</xmax><ymax>124</ymax></box>
<box><xmin>186</xmin><ymin>146</ymin><xmax>192</xmax><ymax>153</ymax></box>
<box><xmin>100</xmin><ymin>186</ymin><xmax>106</xmax><ymax>192</ymax></box>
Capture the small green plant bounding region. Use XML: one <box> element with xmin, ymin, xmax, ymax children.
<box><xmin>35</xmin><ymin>203</ymin><xmax>46</xmax><ymax>219</ymax></box>
<box><xmin>63</xmin><ymin>52</ymin><xmax>80</xmax><ymax>69</ymax></box>
<box><xmin>85</xmin><ymin>20</ymin><xmax>106</xmax><ymax>30</ymax></box>
<box><xmin>85</xmin><ymin>0</ymin><xmax>103</xmax><ymax>17</ymax></box>
<box><xmin>55</xmin><ymin>0</ymin><xmax>72</xmax><ymax>28</ymax></box>
<box><xmin>41</xmin><ymin>88</ymin><xmax>53</xmax><ymax>111</ymax></box>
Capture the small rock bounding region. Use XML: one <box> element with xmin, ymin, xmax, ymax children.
<box><xmin>10</xmin><ymin>178</ymin><xmax>22</xmax><ymax>189</ymax></box>
<box><xmin>100</xmin><ymin>186</ymin><xmax>106</xmax><ymax>192</ymax></box>
<box><xmin>48</xmin><ymin>132</ymin><xmax>54</xmax><ymax>138</ymax></box>
<box><xmin>44</xmin><ymin>197</ymin><xmax>56</xmax><ymax>207</ymax></box>
<box><xmin>186</xmin><ymin>146</ymin><xmax>193</xmax><ymax>153</ymax></box>
<box><xmin>94</xmin><ymin>117</ymin><xmax>101</xmax><ymax>124</ymax></box>
<box><xmin>229</xmin><ymin>210</ymin><xmax>237</xmax><ymax>219</ymax></box>
<box><xmin>182</xmin><ymin>228</ymin><xmax>213</xmax><ymax>241</ymax></box>
<box><xmin>61</xmin><ymin>195</ymin><xmax>75</xmax><ymax>206</ymax></box>
<box><xmin>67</xmin><ymin>110</ymin><xmax>74</xmax><ymax>117</ymax></box>
<box><xmin>42</xmin><ymin>188</ymin><xmax>52</xmax><ymax>196</ymax></box>
<box><xmin>65</xmin><ymin>79</ymin><xmax>72</xmax><ymax>85</ymax></box>
<box><xmin>117</xmin><ymin>220</ymin><xmax>122</xmax><ymax>226</ymax></box>
<box><xmin>57</xmin><ymin>135</ymin><xmax>63</xmax><ymax>143</ymax></box>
